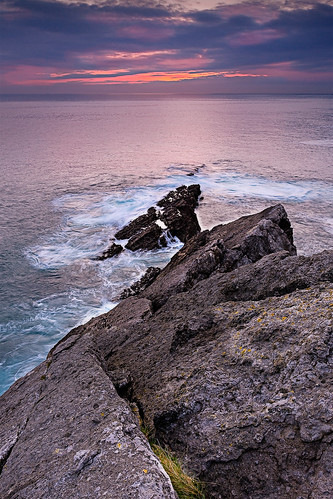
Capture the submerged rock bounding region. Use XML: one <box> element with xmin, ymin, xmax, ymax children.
<box><xmin>1</xmin><ymin>202</ymin><xmax>332</xmax><ymax>499</ymax></box>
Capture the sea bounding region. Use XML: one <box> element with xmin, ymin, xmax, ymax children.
<box><xmin>0</xmin><ymin>94</ymin><xmax>332</xmax><ymax>395</ymax></box>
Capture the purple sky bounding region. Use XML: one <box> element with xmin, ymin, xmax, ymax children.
<box><xmin>1</xmin><ymin>0</ymin><xmax>332</xmax><ymax>94</ymax></box>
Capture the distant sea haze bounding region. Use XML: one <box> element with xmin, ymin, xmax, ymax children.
<box><xmin>0</xmin><ymin>95</ymin><xmax>332</xmax><ymax>395</ymax></box>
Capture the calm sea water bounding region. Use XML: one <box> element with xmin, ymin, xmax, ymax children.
<box><xmin>0</xmin><ymin>95</ymin><xmax>332</xmax><ymax>394</ymax></box>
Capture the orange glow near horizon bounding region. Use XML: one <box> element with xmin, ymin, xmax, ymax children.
<box><xmin>50</xmin><ymin>70</ymin><xmax>225</xmax><ymax>84</ymax></box>
<box><xmin>47</xmin><ymin>69</ymin><xmax>268</xmax><ymax>85</ymax></box>
<box><xmin>4</xmin><ymin>66</ymin><xmax>269</xmax><ymax>87</ymax></box>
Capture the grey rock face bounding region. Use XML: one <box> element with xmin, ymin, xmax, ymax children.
<box><xmin>142</xmin><ymin>203</ymin><xmax>296</xmax><ymax>309</ymax></box>
<box><xmin>99</xmin><ymin>250</ymin><xmax>333</xmax><ymax>499</ymax></box>
<box><xmin>0</xmin><ymin>309</ymin><xmax>177</xmax><ymax>499</ymax></box>
<box><xmin>1</xmin><ymin>203</ymin><xmax>332</xmax><ymax>499</ymax></box>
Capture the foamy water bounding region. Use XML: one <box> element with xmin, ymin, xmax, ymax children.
<box><xmin>0</xmin><ymin>95</ymin><xmax>332</xmax><ymax>394</ymax></box>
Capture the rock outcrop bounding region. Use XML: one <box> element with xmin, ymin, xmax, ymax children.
<box><xmin>96</xmin><ymin>185</ymin><xmax>201</xmax><ymax>258</ymax></box>
<box><xmin>1</xmin><ymin>202</ymin><xmax>332</xmax><ymax>499</ymax></box>
<box><xmin>155</xmin><ymin>184</ymin><xmax>201</xmax><ymax>242</ymax></box>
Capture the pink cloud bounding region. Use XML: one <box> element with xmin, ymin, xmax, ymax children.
<box><xmin>2</xmin><ymin>64</ymin><xmax>55</xmax><ymax>86</ymax></box>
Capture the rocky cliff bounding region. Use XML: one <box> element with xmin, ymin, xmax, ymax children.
<box><xmin>0</xmin><ymin>197</ymin><xmax>332</xmax><ymax>499</ymax></box>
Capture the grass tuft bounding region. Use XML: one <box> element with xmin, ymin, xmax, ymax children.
<box><xmin>150</xmin><ymin>442</ymin><xmax>205</xmax><ymax>499</ymax></box>
<box><xmin>132</xmin><ymin>405</ymin><xmax>205</xmax><ymax>498</ymax></box>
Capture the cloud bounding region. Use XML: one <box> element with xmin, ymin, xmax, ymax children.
<box><xmin>1</xmin><ymin>0</ymin><xmax>332</xmax><ymax>92</ymax></box>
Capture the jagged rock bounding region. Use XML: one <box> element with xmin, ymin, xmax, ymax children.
<box><xmin>142</xmin><ymin>203</ymin><xmax>296</xmax><ymax>309</ymax></box>
<box><xmin>110</xmin><ymin>185</ymin><xmax>201</xmax><ymax>253</ymax></box>
<box><xmin>115</xmin><ymin>208</ymin><xmax>157</xmax><ymax>240</ymax></box>
<box><xmin>120</xmin><ymin>267</ymin><xmax>161</xmax><ymax>299</ymax></box>
<box><xmin>157</xmin><ymin>184</ymin><xmax>201</xmax><ymax>242</ymax></box>
<box><xmin>1</xmin><ymin>204</ymin><xmax>332</xmax><ymax>499</ymax></box>
<box><xmin>94</xmin><ymin>242</ymin><xmax>123</xmax><ymax>261</ymax></box>
<box><xmin>125</xmin><ymin>223</ymin><xmax>165</xmax><ymax>252</ymax></box>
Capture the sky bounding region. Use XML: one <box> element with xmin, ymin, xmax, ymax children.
<box><xmin>0</xmin><ymin>0</ymin><xmax>332</xmax><ymax>95</ymax></box>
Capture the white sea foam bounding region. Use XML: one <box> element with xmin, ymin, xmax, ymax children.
<box><xmin>193</xmin><ymin>172</ymin><xmax>333</xmax><ymax>202</ymax></box>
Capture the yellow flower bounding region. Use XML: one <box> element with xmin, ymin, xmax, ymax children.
<box><xmin>143</xmin><ymin>469</ymin><xmax>148</xmax><ymax>473</ymax></box>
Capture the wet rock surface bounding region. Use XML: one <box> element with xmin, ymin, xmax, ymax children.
<box><xmin>156</xmin><ymin>184</ymin><xmax>201</xmax><ymax>242</ymax></box>
<box><xmin>1</xmin><ymin>202</ymin><xmax>332</xmax><ymax>498</ymax></box>
<box><xmin>94</xmin><ymin>242</ymin><xmax>123</xmax><ymax>261</ymax></box>
<box><xmin>125</xmin><ymin>222</ymin><xmax>165</xmax><ymax>252</ymax></box>
<box><xmin>99</xmin><ymin>185</ymin><xmax>201</xmax><ymax>257</ymax></box>
<box><xmin>115</xmin><ymin>207</ymin><xmax>158</xmax><ymax>240</ymax></box>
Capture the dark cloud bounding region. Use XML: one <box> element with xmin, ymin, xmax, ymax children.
<box><xmin>1</xmin><ymin>0</ymin><xmax>332</xmax><ymax>88</ymax></box>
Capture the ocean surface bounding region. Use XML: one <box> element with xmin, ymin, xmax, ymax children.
<box><xmin>0</xmin><ymin>95</ymin><xmax>332</xmax><ymax>395</ymax></box>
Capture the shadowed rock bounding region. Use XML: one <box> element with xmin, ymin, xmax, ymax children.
<box><xmin>157</xmin><ymin>184</ymin><xmax>201</xmax><ymax>242</ymax></box>
<box><xmin>125</xmin><ymin>223</ymin><xmax>165</xmax><ymax>252</ymax></box>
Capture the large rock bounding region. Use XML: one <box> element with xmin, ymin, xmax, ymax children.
<box><xmin>156</xmin><ymin>184</ymin><xmax>201</xmax><ymax>242</ymax></box>
<box><xmin>142</xmin><ymin>203</ymin><xmax>296</xmax><ymax>309</ymax></box>
<box><xmin>97</xmin><ymin>249</ymin><xmax>333</xmax><ymax>499</ymax></box>
<box><xmin>1</xmin><ymin>204</ymin><xmax>332</xmax><ymax>499</ymax></box>
<box><xmin>113</xmin><ymin>185</ymin><xmax>201</xmax><ymax>253</ymax></box>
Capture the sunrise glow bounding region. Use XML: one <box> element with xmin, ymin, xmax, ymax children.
<box><xmin>1</xmin><ymin>0</ymin><xmax>332</xmax><ymax>94</ymax></box>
